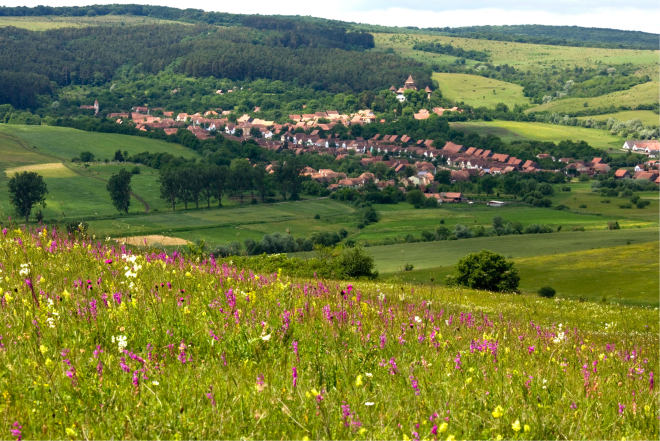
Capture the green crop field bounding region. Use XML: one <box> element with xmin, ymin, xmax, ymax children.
<box><xmin>451</xmin><ymin>120</ymin><xmax>626</xmax><ymax>151</ymax></box>
<box><xmin>0</xmin><ymin>15</ymin><xmax>180</xmax><ymax>31</ymax></box>
<box><xmin>432</xmin><ymin>73</ymin><xmax>530</xmax><ymax>109</ymax></box>
<box><xmin>577</xmin><ymin>110</ymin><xmax>659</xmax><ymax>126</ymax></box>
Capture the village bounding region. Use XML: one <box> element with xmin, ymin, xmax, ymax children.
<box><xmin>85</xmin><ymin>75</ymin><xmax>659</xmax><ymax>197</ymax></box>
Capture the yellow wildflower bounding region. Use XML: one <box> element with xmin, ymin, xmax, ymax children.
<box><xmin>492</xmin><ymin>405</ymin><xmax>504</xmax><ymax>418</ymax></box>
<box><xmin>438</xmin><ymin>422</ymin><xmax>448</xmax><ymax>433</ymax></box>
<box><xmin>39</xmin><ymin>345</ymin><xmax>48</xmax><ymax>355</ymax></box>
<box><xmin>355</xmin><ymin>375</ymin><xmax>363</xmax><ymax>386</ymax></box>
<box><xmin>511</xmin><ymin>420</ymin><xmax>521</xmax><ymax>432</ymax></box>
<box><xmin>524</xmin><ymin>425</ymin><xmax>530</xmax><ymax>433</ymax></box>
<box><xmin>465</xmin><ymin>377</ymin><xmax>472</xmax><ymax>385</ymax></box>
<box><xmin>61</xmin><ymin>289</ymin><xmax>71</xmax><ymax>300</ymax></box>
<box><xmin>446</xmin><ymin>435</ymin><xmax>455</xmax><ymax>441</ymax></box>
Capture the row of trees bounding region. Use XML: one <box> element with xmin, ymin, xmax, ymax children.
<box><xmin>157</xmin><ymin>159</ymin><xmax>308</xmax><ymax>210</ymax></box>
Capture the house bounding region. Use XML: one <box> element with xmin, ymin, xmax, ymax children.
<box><xmin>634</xmin><ymin>171</ymin><xmax>659</xmax><ymax>181</ymax></box>
<box><xmin>614</xmin><ymin>169</ymin><xmax>631</xmax><ymax>179</ymax></box>
<box><xmin>442</xmin><ymin>192</ymin><xmax>463</xmax><ymax>203</ymax></box>
<box><xmin>442</xmin><ymin>142</ymin><xmax>465</xmax><ymax>154</ymax></box>
<box><xmin>414</xmin><ymin>109</ymin><xmax>430</xmax><ymax>120</ymax></box>
<box><xmin>593</xmin><ymin>163</ymin><xmax>611</xmax><ymax>173</ymax></box>
<box><xmin>424</xmin><ymin>193</ymin><xmax>443</xmax><ymax>203</ymax></box>
<box><xmin>176</xmin><ymin>113</ymin><xmax>189</xmax><ymax>122</ymax></box>
<box><xmin>132</xmin><ymin>106</ymin><xmax>149</xmax><ymax>114</ymax></box>
<box><xmin>536</xmin><ymin>153</ymin><xmax>551</xmax><ymax>159</ymax></box>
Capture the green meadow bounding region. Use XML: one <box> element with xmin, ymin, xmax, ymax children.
<box><xmin>432</xmin><ymin>73</ymin><xmax>530</xmax><ymax>109</ymax></box>
<box><xmin>450</xmin><ymin>120</ymin><xmax>626</xmax><ymax>152</ymax></box>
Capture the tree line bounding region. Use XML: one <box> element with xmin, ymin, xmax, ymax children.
<box><xmin>156</xmin><ymin>158</ymin><xmax>308</xmax><ymax>210</ymax></box>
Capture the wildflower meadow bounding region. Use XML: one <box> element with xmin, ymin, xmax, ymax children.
<box><xmin>0</xmin><ymin>227</ymin><xmax>658</xmax><ymax>440</ymax></box>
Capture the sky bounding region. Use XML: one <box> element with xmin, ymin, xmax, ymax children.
<box><xmin>5</xmin><ymin>0</ymin><xmax>660</xmax><ymax>33</ymax></box>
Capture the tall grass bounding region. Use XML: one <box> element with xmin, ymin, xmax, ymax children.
<box><xmin>0</xmin><ymin>227</ymin><xmax>657</xmax><ymax>439</ymax></box>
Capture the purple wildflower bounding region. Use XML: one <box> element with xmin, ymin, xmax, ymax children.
<box><xmin>409</xmin><ymin>375</ymin><xmax>420</xmax><ymax>396</ymax></box>
<box><xmin>292</xmin><ymin>367</ymin><xmax>298</xmax><ymax>388</ymax></box>
<box><xmin>619</xmin><ymin>403</ymin><xmax>625</xmax><ymax>415</ymax></box>
<box><xmin>11</xmin><ymin>422</ymin><xmax>21</xmax><ymax>441</ymax></box>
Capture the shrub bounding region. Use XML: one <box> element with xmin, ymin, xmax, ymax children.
<box><xmin>131</xmin><ymin>166</ymin><xmax>141</xmax><ymax>175</ymax></box>
<box><xmin>446</xmin><ymin>250</ymin><xmax>520</xmax><ymax>293</ymax></box>
<box><xmin>404</xmin><ymin>263</ymin><xmax>414</xmax><ymax>272</ymax></box>
<box><xmin>337</xmin><ymin>246</ymin><xmax>378</xmax><ymax>279</ymax></box>
<box><xmin>314</xmin><ymin>213</ymin><xmax>320</xmax><ymax>219</ymax></box>
<box><xmin>523</xmin><ymin>224</ymin><xmax>553</xmax><ymax>234</ymax></box>
<box><xmin>554</xmin><ymin>204</ymin><xmax>567</xmax><ymax>210</ymax></box>
<box><xmin>607</xmin><ymin>221</ymin><xmax>620</xmax><ymax>230</ymax></box>
<box><xmin>538</xmin><ymin>286</ymin><xmax>556</xmax><ymax>298</ymax></box>
<box><xmin>561</xmin><ymin>186</ymin><xmax>571</xmax><ymax>192</ymax></box>
<box><xmin>578</xmin><ymin>173</ymin><xmax>590</xmax><ymax>182</ymax></box>
<box><xmin>619</xmin><ymin>203</ymin><xmax>632</xmax><ymax>209</ymax></box>
<box><xmin>453</xmin><ymin>224</ymin><xmax>473</xmax><ymax>239</ymax></box>
<box><xmin>421</xmin><ymin>230</ymin><xmax>435</xmax><ymax>242</ymax></box>
<box><xmin>79</xmin><ymin>151</ymin><xmax>95</xmax><ymax>162</ymax></box>
<box><xmin>601</xmin><ymin>199</ymin><xmax>611</xmax><ymax>203</ymax></box>
<box><xmin>637</xmin><ymin>200</ymin><xmax>650</xmax><ymax>209</ymax></box>
<box><xmin>579</xmin><ymin>204</ymin><xmax>587</xmax><ymax>208</ymax></box>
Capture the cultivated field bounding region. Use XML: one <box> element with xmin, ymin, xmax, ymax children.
<box><xmin>432</xmin><ymin>73</ymin><xmax>530</xmax><ymax>109</ymax></box>
<box><xmin>451</xmin><ymin>121</ymin><xmax>626</xmax><ymax>151</ymax></box>
<box><xmin>0</xmin><ymin>228</ymin><xmax>657</xmax><ymax>439</ymax></box>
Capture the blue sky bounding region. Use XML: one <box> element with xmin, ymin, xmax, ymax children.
<box><xmin>5</xmin><ymin>1</ymin><xmax>659</xmax><ymax>33</ymax></box>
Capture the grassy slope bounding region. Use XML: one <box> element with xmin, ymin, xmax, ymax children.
<box><xmin>0</xmin><ymin>15</ymin><xmax>179</xmax><ymax>30</ymax></box>
<box><xmin>0</xmin><ymin>125</ymin><xmax>199</xmax><ymax>219</ymax></box>
<box><xmin>577</xmin><ymin>110</ymin><xmax>659</xmax><ymax>126</ymax></box>
<box><xmin>432</xmin><ymin>73</ymin><xmax>530</xmax><ymax>108</ymax></box>
<box><xmin>373</xmin><ymin>32</ymin><xmax>659</xmax><ymax>72</ymax></box>
<box><xmin>525</xmin><ymin>81</ymin><xmax>659</xmax><ymax>114</ymax></box>
<box><xmin>380</xmin><ymin>240</ymin><xmax>658</xmax><ymax>306</ymax></box>
<box><xmin>450</xmin><ymin>121</ymin><xmax>626</xmax><ymax>152</ymax></box>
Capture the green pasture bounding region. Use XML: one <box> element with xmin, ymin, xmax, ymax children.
<box><xmin>0</xmin><ymin>15</ymin><xmax>180</xmax><ymax>31</ymax></box>
<box><xmin>577</xmin><ymin>110</ymin><xmax>659</xmax><ymax>126</ymax></box>
<box><xmin>450</xmin><ymin>120</ymin><xmax>626</xmax><ymax>151</ymax></box>
<box><xmin>432</xmin><ymin>73</ymin><xmax>530</xmax><ymax>109</ymax></box>
<box><xmin>0</xmin><ymin>125</ymin><xmax>198</xmax><ymax>161</ymax></box>
<box><xmin>526</xmin><ymin>82</ymin><xmax>659</xmax><ymax>114</ymax></box>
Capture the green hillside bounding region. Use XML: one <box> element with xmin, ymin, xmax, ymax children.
<box><xmin>432</xmin><ymin>73</ymin><xmax>530</xmax><ymax>108</ymax></box>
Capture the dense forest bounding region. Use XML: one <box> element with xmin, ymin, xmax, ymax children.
<box><xmin>0</xmin><ymin>23</ymin><xmax>430</xmax><ymax>109</ymax></box>
<box><xmin>411</xmin><ymin>42</ymin><xmax>489</xmax><ymax>61</ymax></box>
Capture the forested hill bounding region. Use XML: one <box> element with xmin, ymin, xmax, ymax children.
<box><xmin>426</xmin><ymin>25</ymin><xmax>659</xmax><ymax>51</ymax></box>
<box><xmin>0</xmin><ymin>23</ymin><xmax>431</xmax><ymax>101</ymax></box>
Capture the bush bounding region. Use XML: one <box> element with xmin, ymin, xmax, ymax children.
<box><xmin>636</xmin><ymin>200</ymin><xmax>650</xmax><ymax>209</ymax></box>
<box><xmin>579</xmin><ymin>204</ymin><xmax>587</xmax><ymax>208</ymax></box>
<box><xmin>578</xmin><ymin>173</ymin><xmax>590</xmax><ymax>182</ymax></box>
<box><xmin>79</xmin><ymin>151</ymin><xmax>95</xmax><ymax>162</ymax></box>
<box><xmin>619</xmin><ymin>203</ymin><xmax>632</xmax><ymax>209</ymax></box>
<box><xmin>561</xmin><ymin>186</ymin><xmax>571</xmax><ymax>192</ymax></box>
<box><xmin>554</xmin><ymin>204</ymin><xmax>567</xmax><ymax>210</ymax></box>
<box><xmin>404</xmin><ymin>263</ymin><xmax>414</xmax><ymax>272</ymax></box>
<box><xmin>421</xmin><ymin>230</ymin><xmax>435</xmax><ymax>242</ymax></box>
<box><xmin>337</xmin><ymin>246</ymin><xmax>378</xmax><ymax>279</ymax></box>
<box><xmin>600</xmin><ymin>199</ymin><xmax>611</xmax><ymax>203</ymax></box>
<box><xmin>607</xmin><ymin>221</ymin><xmax>620</xmax><ymax>230</ymax></box>
<box><xmin>453</xmin><ymin>224</ymin><xmax>473</xmax><ymax>239</ymax></box>
<box><xmin>131</xmin><ymin>166</ymin><xmax>141</xmax><ymax>175</ymax></box>
<box><xmin>523</xmin><ymin>224</ymin><xmax>554</xmax><ymax>234</ymax></box>
<box><xmin>446</xmin><ymin>250</ymin><xmax>520</xmax><ymax>293</ymax></box>
<box><xmin>537</xmin><ymin>286</ymin><xmax>556</xmax><ymax>298</ymax></box>
<box><xmin>314</xmin><ymin>213</ymin><xmax>320</xmax><ymax>219</ymax></box>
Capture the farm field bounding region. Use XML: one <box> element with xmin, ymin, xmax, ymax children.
<box><xmin>372</xmin><ymin>32</ymin><xmax>659</xmax><ymax>73</ymax></box>
<box><xmin>432</xmin><ymin>73</ymin><xmax>530</xmax><ymax>109</ymax></box>
<box><xmin>0</xmin><ymin>14</ymin><xmax>179</xmax><ymax>30</ymax></box>
<box><xmin>369</xmin><ymin>227</ymin><xmax>657</xmax><ymax>273</ymax></box>
<box><xmin>1</xmin><ymin>229</ymin><xmax>657</xmax><ymax>439</ymax></box>
<box><xmin>450</xmin><ymin>120</ymin><xmax>626</xmax><ymax>151</ymax></box>
<box><xmin>380</xmin><ymin>241</ymin><xmax>659</xmax><ymax>307</ymax></box>
<box><xmin>526</xmin><ymin>81</ymin><xmax>660</xmax><ymax>114</ymax></box>
<box><xmin>577</xmin><ymin>110</ymin><xmax>659</xmax><ymax>126</ymax></box>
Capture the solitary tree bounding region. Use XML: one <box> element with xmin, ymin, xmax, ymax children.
<box><xmin>230</xmin><ymin>159</ymin><xmax>253</xmax><ymax>204</ymax></box>
<box><xmin>106</xmin><ymin>168</ymin><xmax>132</xmax><ymax>214</ymax></box>
<box><xmin>447</xmin><ymin>249</ymin><xmax>520</xmax><ymax>293</ymax></box>
<box><xmin>7</xmin><ymin>171</ymin><xmax>48</xmax><ymax>223</ymax></box>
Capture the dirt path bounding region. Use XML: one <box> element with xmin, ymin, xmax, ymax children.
<box><xmin>0</xmin><ymin>132</ymin><xmax>150</xmax><ymax>213</ymax></box>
